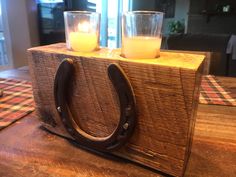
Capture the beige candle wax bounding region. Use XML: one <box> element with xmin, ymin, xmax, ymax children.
<box><xmin>122</xmin><ymin>36</ymin><xmax>162</xmax><ymax>59</ymax></box>
<box><xmin>69</xmin><ymin>22</ymin><xmax>98</xmax><ymax>52</ymax></box>
<box><xmin>69</xmin><ymin>32</ymin><xmax>98</xmax><ymax>52</ymax></box>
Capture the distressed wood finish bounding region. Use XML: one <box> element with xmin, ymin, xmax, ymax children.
<box><xmin>167</xmin><ymin>50</ymin><xmax>212</xmax><ymax>75</ymax></box>
<box><xmin>0</xmin><ymin>68</ymin><xmax>236</xmax><ymax>177</ymax></box>
<box><xmin>27</xmin><ymin>43</ymin><xmax>204</xmax><ymax>177</ymax></box>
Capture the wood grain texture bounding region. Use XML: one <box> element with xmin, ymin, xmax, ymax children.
<box><xmin>0</xmin><ymin>68</ymin><xmax>236</xmax><ymax>177</ymax></box>
<box><xmin>0</xmin><ymin>66</ymin><xmax>31</xmax><ymax>81</ymax></box>
<box><xmin>27</xmin><ymin>43</ymin><xmax>204</xmax><ymax>177</ymax></box>
<box><xmin>0</xmin><ymin>114</ymin><xmax>163</xmax><ymax>177</ymax></box>
<box><xmin>164</xmin><ymin>50</ymin><xmax>212</xmax><ymax>75</ymax></box>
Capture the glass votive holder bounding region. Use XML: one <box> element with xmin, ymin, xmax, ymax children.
<box><xmin>64</xmin><ymin>11</ymin><xmax>101</xmax><ymax>52</ymax></box>
<box><xmin>121</xmin><ymin>11</ymin><xmax>164</xmax><ymax>59</ymax></box>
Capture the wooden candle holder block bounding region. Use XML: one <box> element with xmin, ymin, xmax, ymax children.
<box><xmin>28</xmin><ymin>43</ymin><xmax>204</xmax><ymax>177</ymax></box>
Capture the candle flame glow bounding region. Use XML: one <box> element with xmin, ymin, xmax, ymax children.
<box><xmin>78</xmin><ymin>21</ymin><xmax>90</xmax><ymax>33</ymax></box>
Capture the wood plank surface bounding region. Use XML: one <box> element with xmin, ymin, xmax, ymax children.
<box><xmin>0</xmin><ymin>67</ymin><xmax>236</xmax><ymax>177</ymax></box>
<box><xmin>0</xmin><ymin>66</ymin><xmax>30</xmax><ymax>81</ymax></box>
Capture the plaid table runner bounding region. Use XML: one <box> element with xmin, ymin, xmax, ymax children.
<box><xmin>0</xmin><ymin>78</ymin><xmax>34</xmax><ymax>130</ymax></box>
<box><xmin>199</xmin><ymin>75</ymin><xmax>236</xmax><ymax>106</ymax></box>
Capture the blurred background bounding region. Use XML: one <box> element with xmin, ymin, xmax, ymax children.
<box><xmin>0</xmin><ymin>0</ymin><xmax>236</xmax><ymax>76</ymax></box>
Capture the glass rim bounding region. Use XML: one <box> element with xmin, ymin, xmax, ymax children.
<box><xmin>64</xmin><ymin>11</ymin><xmax>100</xmax><ymax>15</ymax></box>
<box><xmin>123</xmin><ymin>11</ymin><xmax>164</xmax><ymax>15</ymax></box>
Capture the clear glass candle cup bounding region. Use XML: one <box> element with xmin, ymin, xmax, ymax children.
<box><xmin>64</xmin><ymin>11</ymin><xmax>101</xmax><ymax>52</ymax></box>
<box><xmin>121</xmin><ymin>11</ymin><xmax>164</xmax><ymax>59</ymax></box>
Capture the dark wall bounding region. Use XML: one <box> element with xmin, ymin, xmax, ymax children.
<box><xmin>131</xmin><ymin>0</ymin><xmax>156</xmax><ymax>11</ymax></box>
<box><xmin>65</xmin><ymin>0</ymin><xmax>87</xmax><ymax>11</ymax></box>
<box><xmin>188</xmin><ymin>0</ymin><xmax>236</xmax><ymax>34</ymax></box>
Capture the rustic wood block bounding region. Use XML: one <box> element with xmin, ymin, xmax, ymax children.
<box><xmin>27</xmin><ymin>43</ymin><xmax>204</xmax><ymax>177</ymax></box>
<box><xmin>165</xmin><ymin>50</ymin><xmax>212</xmax><ymax>75</ymax></box>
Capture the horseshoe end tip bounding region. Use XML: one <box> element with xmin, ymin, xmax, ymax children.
<box><xmin>64</xmin><ymin>58</ymin><xmax>74</xmax><ymax>64</ymax></box>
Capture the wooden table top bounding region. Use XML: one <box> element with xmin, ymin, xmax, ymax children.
<box><xmin>0</xmin><ymin>68</ymin><xmax>235</xmax><ymax>177</ymax></box>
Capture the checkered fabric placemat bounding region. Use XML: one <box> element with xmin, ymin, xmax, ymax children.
<box><xmin>199</xmin><ymin>75</ymin><xmax>236</xmax><ymax>106</ymax></box>
<box><xmin>0</xmin><ymin>78</ymin><xmax>34</xmax><ymax>130</ymax></box>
